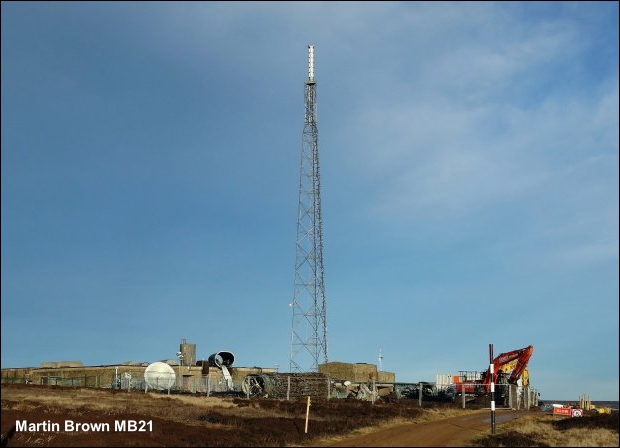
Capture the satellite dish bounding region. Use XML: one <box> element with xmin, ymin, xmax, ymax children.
<box><xmin>208</xmin><ymin>351</ymin><xmax>235</xmax><ymax>367</ymax></box>
<box><xmin>144</xmin><ymin>361</ymin><xmax>176</xmax><ymax>390</ymax></box>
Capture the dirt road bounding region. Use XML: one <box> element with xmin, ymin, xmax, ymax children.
<box><xmin>320</xmin><ymin>409</ymin><xmax>532</xmax><ymax>447</ymax></box>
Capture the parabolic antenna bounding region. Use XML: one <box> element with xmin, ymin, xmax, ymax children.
<box><xmin>144</xmin><ymin>361</ymin><xmax>176</xmax><ymax>390</ymax></box>
<box><xmin>208</xmin><ymin>351</ymin><xmax>235</xmax><ymax>367</ymax></box>
<box><xmin>208</xmin><ymin>351</ymin><xmax>235</xmax><ymax>391</ymax></box>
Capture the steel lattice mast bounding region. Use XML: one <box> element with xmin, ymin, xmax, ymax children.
<box><xmin>290</xmin><ymin>45</ymin><xmax>328</xmax><ymax>373</ymax></box>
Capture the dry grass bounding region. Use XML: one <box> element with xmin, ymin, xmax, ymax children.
<box><xmin>5</xmin><ymin>384</ymin><xmax>481</xmax><ymax>447</ymax></box>
<box><xmin>471</xmin><ymin>413</ymin><xmax>619</xmax><ymax>447</ymax></box>
<box><xmin>2</xmin><ymin>386</ymin><xmax>235</xmax><ymax>409</ymax></box>
<box><xmin>415</xmin><ymin>406</ymin><xmax>484</xmax><ymax>422</ymax></box>
<box><xmin>1</xmin><ymin>386</ymin><xmax>241</xmax><ymax>427</ymax></box>
<box><xmin>15</xmin><ymin>384</ymin><xmax>608</xmax><ymax>448</ymax></box>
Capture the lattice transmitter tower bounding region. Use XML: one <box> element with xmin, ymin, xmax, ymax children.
<box><xmin>290</xmin><ymin>45</ymin><xmax>328</xmax><ymax>373</ymax></box>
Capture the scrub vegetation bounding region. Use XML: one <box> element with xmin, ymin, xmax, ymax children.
<box><xmin>2</xmin><ymin>384</ymin><xmax>617</xmax><ymax>447</ymax></box>
<box><xmin>471</xmin><ymin>413</ymin><xmax>619</xmax><ymax>447</ymax></box>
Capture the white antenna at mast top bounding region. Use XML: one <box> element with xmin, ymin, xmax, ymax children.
<box><xmin>378</xmin><ymin>347</ymin><xmax>383</xmax><ymax>372</ymax></box>
<box><xmin>308</xmin><ymin>45</ymin><xmax>315</xmax><ymax>82</ymax></box>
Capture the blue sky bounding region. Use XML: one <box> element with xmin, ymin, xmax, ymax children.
<box><xmin>1</xmin><ymin>2</ymin><xmax>618</xmax><ymax>401</ymax></box>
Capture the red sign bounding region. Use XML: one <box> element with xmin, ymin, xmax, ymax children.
<box><xmin>552</xmin><ymin>407</ymin><xmax>572</xmax><ymax>416</ymax></box>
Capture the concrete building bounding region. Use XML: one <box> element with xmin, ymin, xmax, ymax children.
<box><xmin>1</xmin><ymin>360</ymin><xmax>277</xmax><ymax>393</ymax></box>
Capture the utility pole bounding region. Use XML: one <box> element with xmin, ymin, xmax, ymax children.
<box><xmin>176</xmin><ymin>352</ymin><xmax>184</xmax><ymax>390</ymax></box>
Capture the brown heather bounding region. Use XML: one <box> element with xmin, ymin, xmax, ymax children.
<box><xmin>471</xmin><ymin>413</ymin><xmax>619</xmax><ymax>447</ymax></box>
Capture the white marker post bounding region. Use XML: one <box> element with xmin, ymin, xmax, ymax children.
<box><xmin>490</xmin><ymin>344</ymin><xmax>496</xmax><ymax>434</ymax></box>
<box><xmin>304</xmin><ymin>396</ymin><xmax>311</xmax><ymax>434</ymax></box>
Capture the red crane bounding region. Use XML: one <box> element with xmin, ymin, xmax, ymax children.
<box><xmin>481</xmin><ymin>345</ymin><xmax>533</xmax><ymax>393</ymax></box>
<box><xmin>454</xmin><ymin>345</ymin><xmax>534</xmax><ymax>396</ymax></box>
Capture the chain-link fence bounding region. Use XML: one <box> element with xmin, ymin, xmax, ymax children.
<box><xmin>1</xmin><ymin>372</ymin><xmax>538</xmax><ymax>409</ymax></box>
<box><xmin>1</xmin><ymin>375</ymin><xmax>101</xmax><ymax>387</ymax></box>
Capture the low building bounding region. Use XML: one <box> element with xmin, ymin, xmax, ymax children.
<box><xmin>318</xmin><ymin>361</ymin><xmax>395</xmax><ymax>383</ymax></box>
<box><xmin>1</xmin><ymin>361</ymin><xmax>277</xmax><ymax>393</ymax></box>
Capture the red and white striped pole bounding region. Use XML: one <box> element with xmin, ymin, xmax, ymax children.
<box><xmin>489</xmin><ymin>344</ymin><xmax>496</xmax><ymax>434</ymax></box>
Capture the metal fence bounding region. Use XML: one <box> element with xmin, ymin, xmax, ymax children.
<box><xmin>1</xmin><ymin>373</ymin><xmax>538</xmax><ymax>409</ymax></box>
<box><xmin>438</xmin><ymin>382</ymin><xmax>538</xmax><ymax>409</ymax></box>
<box><xmin>2</xmin><ymin>375</ymin><xmax>102</xmax><ymax>388</ymax></box>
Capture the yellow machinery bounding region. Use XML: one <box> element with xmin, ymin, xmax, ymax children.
<box><xmin>499</xmin><ymin>359</ymin><xmax>529</xmax><ymax>387</ymax></box>
<box><xmin>578</xmin><ymin>394</ymin><xmax>612</xmax><ymax>414</ymax></box>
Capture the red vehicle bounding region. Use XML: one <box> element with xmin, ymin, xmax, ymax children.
<box><xmin>453</xmin><ymin>345</ymin><xmax>534</xmax><ymax>396</ymax></box>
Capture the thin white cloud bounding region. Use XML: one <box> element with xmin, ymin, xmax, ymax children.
<box><xmin>347</xmin><ymin>69</ymin><xmax>618</xmax><ymax>221</ymax></box>
<box><xmin>551</xmin><ymin>242</ymin><xmax>618</xmax><ymax>267</ymax></box>
<box><xmin>422</xmin><ymin>23</ymin><xmax>580</xmax><ymax>103</ymax></box>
